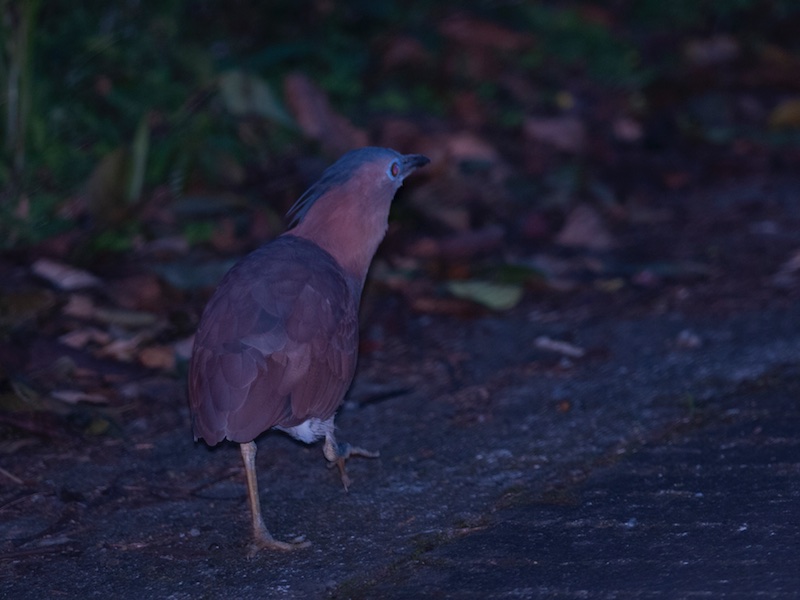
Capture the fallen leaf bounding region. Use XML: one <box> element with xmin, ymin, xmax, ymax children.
<box><xmin>96</xmin><ymin>334</ymin><xmax>145</xmax><ymax>362</ymax></box>
<box><xmin>612</xmin><ymin>117</ymin><xmax>643</xmax><ymax>143</ymax></box>
<box><xmin>59</xmin><ymin>327</ymin><xmax>112</xmax><ymax>349</ymax></box>
<box><xmin>427</xmin><ymin>206</ymin><xmax>472</xmax><ymax>231</ymax></box>
<box><xmin>108</xmin><ymin>274</ymin><xmax>164</xmax><ymax>312</ymax></box>
<box><xmin>594</xmin><ymin>278</ymin><xmax>626</xmax><ymax>292</ymax></box>
<box><xmin>284</xmin><ymin>72</ymin><xmax>368</xmax><ymax>156</ymax></box>
<box><xmin>769</xmin><ymin>98</ymin><xmax>800</xmax><ymax>129</ymax></box>
<box><xmin>410</xmin><ymin>296</ymin><xmax>486</xmax><ymax>318</ymax></box>
<box><xmin>444</xmin><ymin>132</ymin><xmax>501</xmax><ymax>164</ymax></box>
<box><xmin>137</xmin><ymin>235</ymin><xmax>191</xmax><ymax>256</ymax></box>
<box><xmin>50</xmin><ymin>390</ymin><xmax>109</xmax><ymax>405</ymax></box>
<box><xmin>62</xmin><ymin>294</ymin><xmax>97</xmax><ymax>319</ymax></box>
<box><xmin>138</xmin><ymin>346</ymin><xmax>176</xmax><ymax>371</ymax></box>
<box><xmin>772</xmin><ymin>248</ymin><xmax>800</xmax><ymax>288</ymax></box>
<box><xmin>684</xmin><ymin>35</ymin><xmax>739</xmax><ymax>67</ymax></box>
<box><xmin>534</xmin><ymin>336</ymin><xmax>585</xmax><ymax>358</ymax></box>
<box><xmin>380</xmin><ymin>35</ymin><xmax>431</xmax><ymax>71</ymax></box>
<box><xmin>555</xmin><ymin>204</ymin><xmax>615</xmax><ymax>251</ymax></box>
<box><xmin>631</xmin><ymin>261</ymin><xmax>711</xmax><ymax>286</ymax></box>
<box><xmin>0</xmin><ymin>287</ymin><xmax>57</xmax><ymax>326</ymax></box>
<box><xmin>31</xmin><ymin>259</ymin><xmax>102</xmax><ymax>291</ymax></box>
<box><xmin>93</xmin><ymin>307</ymin><xmax>159</xmax><ymax>328</ymax></box>
<box><xmin>407</xmin><ymin>225</ymin><xmax>505</xmax><ymax>260</ymax></box>
<box><xmin>62</xmin><ymin>294</ymin><xmax>159</xmax><ymax>328</ymax></box>
<box><xmin>150</xmin><ymin>259</ymin><xmax>237</xmax><ymax>290</ymax></box>
<box><xmin>524</xmin><ymin>116</ymin><xmax>586</xmax><ymax>154</ymax></box>
<box><xmin>439</xmin><ymin>13</ymin><xmax>533</xmax><ymax>52</ymax></box>
<box><xmin>87</xmin><ymin>417</ymin><xmax>111</xmax><ymax>436</ymax></box>
<box><xmin>446</xmin><ymin>280</ymin><xmax>523</xmax><ymax>311</ymax></box>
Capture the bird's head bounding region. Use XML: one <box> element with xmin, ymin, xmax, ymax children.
<box><xmin>287</xmin><ymin>148</ymin><xmax>429</xmax><ymax>227</ymax></box>
<box><xmin>285</xmin><ymin>147</ymin><xmax>429</xmax><ymax>279</ymax></box>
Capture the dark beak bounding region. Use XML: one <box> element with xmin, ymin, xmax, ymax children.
<box><xmin>400</xmin><ymin>154</ymin><xmax>430</xmax><ymax>177</ymax></box>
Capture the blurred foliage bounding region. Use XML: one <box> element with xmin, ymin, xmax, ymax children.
<box><xmin>0</xmin><ymin>0</ymin><xmax>799</xmax><ymax>247</ymax></box>
<box><xmin>518</xmin><ymin>5</ymin><xmax>645</xmax><ymax>86</ymax></box>
<box><xmin>629</xmin><ymin>0</ymin><xmax>800</xmax><ymax>29</ymax></box>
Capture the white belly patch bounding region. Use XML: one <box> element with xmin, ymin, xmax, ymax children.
<box><xmin>275</xmin><ymin>416</ymin><xmax>334</xmax><ymax>444</ymax></box>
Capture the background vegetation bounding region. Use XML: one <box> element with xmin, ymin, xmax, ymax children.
<box><xmin>1</xmin><ymin>0</ymin><xmax>799</xmax><ymax>249</ymax></box>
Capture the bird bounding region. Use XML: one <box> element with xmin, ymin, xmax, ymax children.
<box><xmin>188</xmin><ymin>147</ymin><xmax>429</xmax><ymax>554</ymax></box>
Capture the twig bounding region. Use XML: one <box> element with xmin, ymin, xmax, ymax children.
<box><xmin>0</xmin><ymin>466</ymin><xmax>23</xmax><ymax>485</ymax></box>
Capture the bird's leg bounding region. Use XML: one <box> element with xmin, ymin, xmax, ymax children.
<box><xmin>322</xmin><ymin>433</ymin><xmax>379</xmax><ymax>492</ymax></box>
<box><xmin>240</xmin><ymin>442</ymin><xmax>310</xmax><ymax>555</ymax></box>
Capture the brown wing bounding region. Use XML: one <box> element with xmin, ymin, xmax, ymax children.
<box><xmin>188</xmin><ymin>235</ymin><xmax>360</xmax><ymax>445</ymax></box>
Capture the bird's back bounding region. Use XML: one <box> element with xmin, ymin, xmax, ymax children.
<box><xmin>188</xmin><ymin>235</ymin><xmax>361</xmax><ymax>445</ymax></box>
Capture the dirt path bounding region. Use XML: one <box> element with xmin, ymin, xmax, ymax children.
<box><xmin>2</xmin><ymin>293</ymin><xmax>798</xmax><ymax>598</ymax></box>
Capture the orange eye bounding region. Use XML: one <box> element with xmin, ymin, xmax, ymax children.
<box><xmin>390</xmin><ymin>162</ymin><xmax>400</xmax><ymax>177</ymax></box>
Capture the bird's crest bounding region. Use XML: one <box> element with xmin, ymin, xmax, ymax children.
<box><xmin>286</xmin><ymin>147</ymin><xmax>401</xmax><ymax>227</ymax></box>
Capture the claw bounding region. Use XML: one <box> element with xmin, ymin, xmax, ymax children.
<box><xmin>247</xmin><ymin>527</ymin><xmax>311</xmax><ymax>558</ymax></box>
<box><xmin>323</xmin><ymin>437</ymin><xmax>380</xmax><ymax>491</ymax></box>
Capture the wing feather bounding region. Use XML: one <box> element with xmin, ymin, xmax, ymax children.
<box><xmin>188</xmin><ymin>235</ymin><xmax>359</xmax><ymax>445</ymax></box>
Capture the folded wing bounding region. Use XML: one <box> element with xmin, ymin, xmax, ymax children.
<box><xmin>188</xmin><ymin>235</ymin><xmax>360</xmax><ymax>445</ymax></box>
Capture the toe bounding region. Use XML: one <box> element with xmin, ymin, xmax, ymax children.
<box><xmin>248</xmin><ymin>535</ymin><xmax>311</xmax><ymax>557</ymax></box>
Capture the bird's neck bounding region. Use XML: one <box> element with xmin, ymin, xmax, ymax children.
<box><xmin>287</xmin><ymin>191</ymin><xmax>389</xmax><ymax>282</ymax></box>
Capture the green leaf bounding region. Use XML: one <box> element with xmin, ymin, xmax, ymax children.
<box><xmin>127</xmin><ymin>114</ymin><xmax>150</xmax><ymax>204</ymax></box>
<box><xmin>85</xmin><ymin>146</ymin><xmax>130</xmax><ymax>223</ymax></box>
<box><xmin>446</xmin><ymin>280</ymin><xmax>524</xmax><ymax>311</ymax></box>
<box><xmin>150</xmin><ymin>259</ymin><xmax>238</xmax><ymax>290</ymax></box>
<box><xmin>218</xmin><ymin>70</ymin><xmax>294</xmax><ymax>127</ymax></box>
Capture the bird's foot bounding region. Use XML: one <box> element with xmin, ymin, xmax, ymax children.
<box><xmin>324</xmin><ymin>440</ymin><xmax>380</xmax><ymax>491</ymax></box>
<box><xmin>247</xmin><ymin>525</ymin><xmax>311</xmax><ymax>557</ymax></box>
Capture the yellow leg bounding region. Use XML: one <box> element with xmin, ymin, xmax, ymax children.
<box><xmin>240</xmin><ymin>441</ymin><xmax>310</xmax><ymax>555</ymax></box>
<box><xmin>323</xmin><ymin>435</ymin><xmax>380</xmax><ymax>492</ymax></box>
